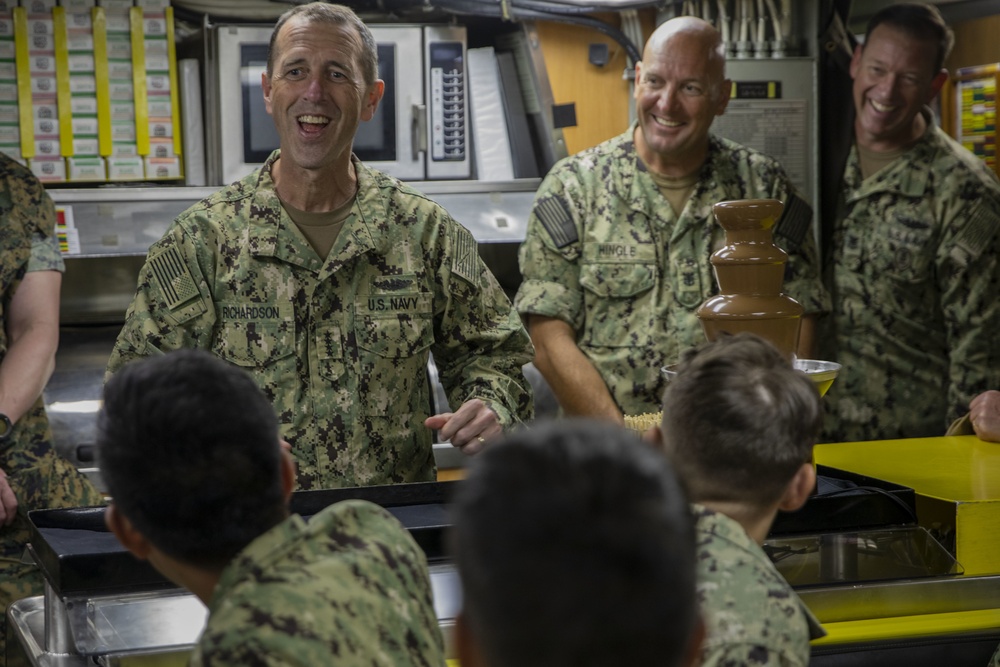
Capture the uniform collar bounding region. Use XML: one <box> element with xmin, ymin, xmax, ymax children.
<box><xmin>624</xmin><ymin>128</ymin><xmax>726</xmax><ymax>235</ymax></box>
<box><xmin>209</xmin><ymin>513</ymin><xmax>306</xmax><ymax>614</ymax></box>
<box><xmin>692</xmin><ymin>503</ymin><xmax>827</xmax><ymax>641</ymax></box>
<box><xmin>846</xmin><ymin>106</ymin><xmax>937</xmax><ymax>200</ymax></box>
<box><xmin>244</xmin><ymin>151</ymin><xmax>382</xmax><ymax>275</ymax></box>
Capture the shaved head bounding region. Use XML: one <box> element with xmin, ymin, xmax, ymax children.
<box><xmin>633</xmin><ymin>15</ymin><xmax>730</xmax><ymax>174</ymax></box>
<box><xmin>643</xmin><ymin>16</ymin><xmax>727</xmax><ymax>92</ymax></box>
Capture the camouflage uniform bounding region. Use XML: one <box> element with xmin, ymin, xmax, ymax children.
<box><xmin>820</xmin><ymin>109</ymin><xmax>1000</xmax><ymax>443</ymax></box>
<box><xmin>107</xmin><ymin>151</ymin><xmax>534</xmax><ymax>489</ymax></box>
<box><xmin>514</xmin><ymin>126</ymin><xmax>829</xmax><ymax>416</ymax></box>
<box><xmin>190</xmin><ymin>498</ymin><xmax>445</xmax><ymax>667</ymax></box>
<box><xmin>693</xmin><ymin>504</ymin><xmax>825</xmax><ymax>667</ymax></box>
<box><xmin>0</xmin><ymin>154</ymin><xmax>104</xmax><ymax>659</ymax></box>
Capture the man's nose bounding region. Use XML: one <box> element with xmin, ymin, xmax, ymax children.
<box><xmin>658</xmin><ymin>84</ymin><xmax>680</xmax><ymax>114</ymax></box>
<box><xmin>302</xmin><ymin>74</ymin><xmax>324</xmax><ymax>101</ymax></box>
<box><xmin>875</xmin><ymin>73</ymin><xmax>899</xmax><ymax>97</ymax></box>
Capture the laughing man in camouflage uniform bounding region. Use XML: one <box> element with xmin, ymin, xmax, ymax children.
<box><xmin>515</xmin><ymin>17</ymin><xmax>828</xmax><ymax>421</ymax></box>
<box><xmin>654</xmin><ymin>334</ymin><xmax>826</xmax><ymax>666</ymax></box>
<box><xmin>0</xmin><ymin>153</ymin><xmax>104</xmax><ymax>660</ymax></box>
<box><xmin>99</xmin><ymin>350</ymin><xmax>445</xmax><ymax>666</ymax></box>
<box><xmin>820</xmin><ymin>3</ymin><xmax>1000</xmax><ymax>443</ymax></box>
<box><xmin>107</xmin><ymin>3</ymin><xmax>533</xmax><ymax>489</ymax></box>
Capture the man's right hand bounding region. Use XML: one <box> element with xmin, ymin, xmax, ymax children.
<box><xmin>0</xmin><ymin>469</ymin><xmax>18</xmax><ymax>526</ymax></box>
<box><xmin>971</xmin><ymin>390</ymin><xmax>1000</xmax><ymax>443</ymax></box>
<box><xmin>528</xmin><ymin>315</ymin><xmax>624</xmax><ymax>424</ymax></box>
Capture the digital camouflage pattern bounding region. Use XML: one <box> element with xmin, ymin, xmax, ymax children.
<box><xmin>107</xmin><ymin>151</ymin><xmax>534</xmax><ymax>489</ymax></box>
<box><xmin>0</xmin><ymin>154</ymin><xmax>105</xmax><ymax>659</ymax></box>
<box><xmin>820</xmin><ymin>110</ymin><xmax>1000</xmax><ymax>443</ymax></box>
<box><xmin>693</xmin><ymin>505</ymin><xmax>824</xmax><ymax>667</ymax></box>
<box><xmin>189</xmin><ymin>499</ymin><xmax>445</xmax><ymax>667</ymax></box>
<box><xmin>514</xmin><ymin>126</ymin><xmax>829</xmax><ymax>416</ymax></box>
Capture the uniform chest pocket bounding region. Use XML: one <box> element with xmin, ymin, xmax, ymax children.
<box><xmin>355</xmin><ymin>292</ymin><xmax>434</xmax><ymax>358</ymax></box>
<box><xmin>212</xmin><ymin>311</ymin><xmax>295</xmax><ymax>368</ymax></box>
<box><xmin>866</xmin><ymin>215</ymin><xmax>934</xmax><ymax>284</ymax></box>
<box><xmin>579</xmin><ymin>262</ymin><xmax>656</xmax><ymax>348</ymax></box>
<box><xmin>579</xmin><ymin>262</ymin><xmax>655</xmax><ymax>298</ymax></box>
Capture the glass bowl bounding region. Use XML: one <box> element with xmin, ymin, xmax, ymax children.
<box><xmin>661</xmin><ymin>359</ymin><xmax>840</xmax><ymax>397</ymax></box>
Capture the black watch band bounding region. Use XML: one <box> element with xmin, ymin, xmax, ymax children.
<box><xmin>0</xmin><ymin>414</ymin><xmax>11</xmax><ymax>443</ymax></box>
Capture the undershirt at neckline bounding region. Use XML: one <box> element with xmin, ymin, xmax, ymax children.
<box><xmin>280</xmin><ymin>194</ymin><xmax>356</xmax><ymax>259</ymax></box>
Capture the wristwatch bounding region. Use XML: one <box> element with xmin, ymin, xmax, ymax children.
<box><xmin>0</xmin><ymin>414</ymin><xmax>11</xmax><ymax>442</ymax></box>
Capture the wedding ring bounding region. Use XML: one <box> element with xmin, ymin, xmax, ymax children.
<box><xmin>477</xmin><ymin>436</ymin><xmax>486</xmax><ymax>444</ymax></box>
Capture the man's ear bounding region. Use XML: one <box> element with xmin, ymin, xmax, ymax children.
<box><xmin>682</xmin><ymin>613</ymin><xmax>707</xmax><ymax>667</ymax></box>
<box><xmin>104</xmin><ymin>503</ymin><xmax>153</xmax><ymax>560</ymax></box>
<box><xmin>777</xmin><ymin>461</ymin><xmax>816</xmax><ymax>513</ymax></box>
<box><xmin>644</xmin><ymin>424</ymin><xmax>665</xmax><ymax>452</ymax></box>
<box><xmin>928</xmin><ymin>68</ymin><xmax>948</xmax><ymax>103</ymax></box>
<box><xmin>715</xmin><ymin>79</ymin><xmax>732</xmax><ymax>116</ymax></box>
<box><xmin>279</xmin><ymin>446</ymin><xmax>297</xmax><ymax>502</ymax></box>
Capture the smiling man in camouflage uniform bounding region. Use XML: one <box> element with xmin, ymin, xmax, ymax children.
<box><xmin>100</xmin><ymin>349</ymin><xmax>445</xmax><ymax>666</ymax></box>
<box><xmin>820</xmin><ymin>3</ymin><xmax>1000</xmax><ymax>443</ymax></box>
<box><xmin>0</xmin><ymin>153</ymin><xmax>104</xmax><ymax>660</ymax></box>
<box><xmin>653</xmin><ymin>334</ymin><xmax>826</xmax><ymax>666</ymax></box>
<box><xmin>107</xmin><ymin>3</ymin><xmax>533</xmax><ymax>489</ymax></box>
<box><xmin>515</xmin><ymin>16</ymin><xmax>827</xmax><ymax>421</ymax></box>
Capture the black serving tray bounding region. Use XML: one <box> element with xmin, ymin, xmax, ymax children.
<box><xmin>769</xmin><ymin>465</ymin><xmax>917</xmax><ymax>536</ymax></box>
<box><xmin>29</xmin><ymin>481</ymin><xmax>457</xmax><ymax>597</ymax></box>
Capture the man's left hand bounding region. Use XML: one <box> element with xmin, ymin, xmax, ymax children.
<box><xmin>424</xmin><ymin>398</ymin><xmax>501</xmax><ymax>455</ymax></box>
<box><xmin>0</xmin><ymin>469</ymin><xmax>18</xmax><ymax>527</ymax></box>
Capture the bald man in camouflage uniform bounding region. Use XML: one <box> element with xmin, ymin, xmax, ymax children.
<box><xmin>100</xmin><ymin>349</ymin><xmax>445</xmax><ymax>667</ymax></box>
<box><xmin>654</xmin><ymin>334</ymin><xmax>826</xmax><ymax>666</ymax></box>
<box><xmin>515</xmin><ymin>17</ymin><xmax>827</xmax><ymax>421</ymax></box>
<box><xmin>820</xmin><ymin>4</ymin><xmax>1000</xmax><ymax>443</ymax></box>
<box><xmin>107</xmin><ymin>4</ymin><xmax>533</xmax><ymax>488</ymax></box>
<box><xmin>0</xmin><ymin>154</ymin><xmax>104</xmax><ymax>660</ymax></box>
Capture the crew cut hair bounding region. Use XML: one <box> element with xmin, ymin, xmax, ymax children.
<box><xmin>266</xmin><ymin>2</ymin><xmax>379</xmax><ymax>85</ymax></box>
<box><xmin>98</xmin><ymin>349</ymin><xmax>285</xmax><ymax>569</ymax></box>
<box><xmin>660</xmin><ymin>333</ymin><xmax>823</xmax><ymax>507</ymax></box>
<box><xmin>864</xmin><ymin>2</ymin><xmax>954</xmax><ymax>73</ymax></box>
<box><xmin>451</xmin><ymin>419</ymin><xmax>698</xmax><ymax>667</ymax></box>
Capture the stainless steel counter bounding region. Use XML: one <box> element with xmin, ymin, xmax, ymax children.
<box><xmin>7</xmin><ymin>564</ymin><xmax>461</xmax><ymax>665</ymax></box>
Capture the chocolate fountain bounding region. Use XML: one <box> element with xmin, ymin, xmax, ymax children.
<box><xmin>696</xmin><ymin>198</ymin><xmax>839</xmax><ymax>396</ymax></box>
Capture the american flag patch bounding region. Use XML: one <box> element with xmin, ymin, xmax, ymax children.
<box><xmin>535</xmin><ymin>195</ymin><xmax>578</xmax><ymax>248</ymax></box>
<box><xmin>775</xmin><ymin>192</ymin><xmax>813</xmax><ymax>251</ymax></box>
<box><xmin>452</xmin><ymin>226</ymin><xmax>479</xmax><ymax>285</ymax></box>
<box><xmin>149</xmin><ymin>246</ymin><xmax>199</xmax><ymax>310</ymax></box>
<box><xmin>955</xmin><ymin>200</ymin><xmax>1000</xmax><ymax>262</ymax></box>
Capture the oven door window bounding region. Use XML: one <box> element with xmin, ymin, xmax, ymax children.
<box><xmin>240</xmin><ymin>44</ymin><xmax>398</xmax><ymax>164</ymax></box>
<box><xmin>241</xmin><ymin>44</ymin><xmax>281</xmax><ymax>164</ymax></box>
<box><xmin>354</xmin><ymin>44</ymin><xmax>397</xmax><ymax>161</ymax></box>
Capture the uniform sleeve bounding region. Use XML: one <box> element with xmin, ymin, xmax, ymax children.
<box><xmin>700</xmin><ymin>643</ymin><xmax>808</xmax><ymax>667</ymax></box>
<box><xmin>513</xmin><ymin>163</ymin><xmax>587</xmax><ymax>330</ymax></box>
<box><xmin>105</xmin><ymin>224</ymin><xmax>215</xmax><ymax>378</ymax></box>
<box><xmin>26</xmin><ymin>230</ymin><xmax>64</xmax><ymax>273</ymax></box>
<box><xmin>768</xmin><ymin>171</ymin><xmax>830</xmax><ymax>317</ymax></box>
<box><xmin>938</xmin><ymin>187</ymin><xmax>1000</xmax><ymax>424</ymax></box>
<box><xmin>429</xmin><ymin>212</ymin><xmax>535</xmax><ymax>427</ymax></box>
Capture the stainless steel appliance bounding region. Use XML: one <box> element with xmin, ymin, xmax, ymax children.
<box><xmin>204</xmin><ymin>23</ymin><xmax>471</xmax><ymax>186</ymax></box>
<box><xmin>7</xmin><ymin>483</ymin><xmax>461</xmax><ymax>666</ymax></box>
